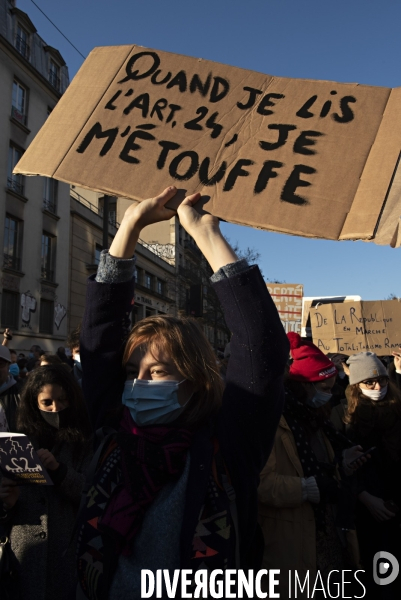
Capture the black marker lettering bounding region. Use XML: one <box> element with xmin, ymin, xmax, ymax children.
<box><xmin>205</xmin><ymin>112</ymin><xmax>223</xmax><ymax>138</ymax></box>
<box><xmin>76</xmin><ymin>122</ymin><xmax>119</xmax><ymax>156</ymax></box>
<box><xmin>199</xmin><ymin>157</ymin><xmax>227</xmax><ymax>185</ymax></box>
<box><xmin>166</xmin><ymin>104</ymin><xmax>182</xmax><ymax>123</ymax></box>
<box><xmin>166</xmin><ymin>71</ymin><xmax>187</xmax><ymax>93</ymax></box>
<box><xmin>169</xmin><ymin>151</ymin><xmax>199</xmax><ymax>181</ymax></box>
<box><xmin>293</xmin><ymin>131</ymin><xmax>323</xmax><ymax>155</ymax></box>
<box><xmin>123</xmin><ymin>93</ymin><xmax>150</xmax><ymax>118</ymax></box>
<box><xmin>223</xmin><ymin>159</ymin><xmax>255</xmax><ymax>192</ymax></box>
<box><xmin>237</xmin><ymin>87</ymin><xmax>263</xmax><ymax>110</ymax></box>
<box><xmin>280</xmin><ymin>164</ymin><xmax>316</xmax><ymax>205</ymax></box>
<box><xmin>259</xmin><ymin>124</ymin><xmax>297</xmax><ymax>151</ymax></box>
<box><xmin>105</xmin><ymin>90</ymin><xmax>122</xmax><ymax>110</ymax></box>
<box><xmin>119</xmin><ymin>130</ymin><xmax>155</xmax><ymax>164</ymax></box>
<box><xmin>296</xmin><ymin>95</ymin><xmax>317</xmax><ymax>119</ymax></box>
<box><xmin>257</xmin><ymin>93</ymin><xmax>285</xmax><ymax>116</ymax></box>
<box><xmin>333</xmin><ymin>96</ymin><xmax>356</xmax><ymax>123</ymax></box>
<box><xmin>254</xmin><ymin>160</ymin><xmax>283</xmax><ymax>194</ymax></box>
<box><xmin>157</xmin><ymin>141</ymin><xmax>181</xmax><ymax>169</ymax></box>
<box><xmin>151</xmin><ymin>70</ymin><xmax>172</xmax><ymax>85</ymax></box>
<box><xmin>190</xmin><ymin>73</ymin><xmax>212</xmax><ymax>97</ymax></box>
<box><xmin>150</xmin><ymin>98</ymin><xmax>168</xmax><ymax>120</ymax></box>
<box><xmin>210</xmin><ymin>76</ymin><xmax>230</xmax><ymax>103</ymax></box>
<box><xmin>119</xmin><ymin>51</ymin><xmax>160</xmax><ymax>83</ymax></box>
<box><xmin>184</xmin><ymin>107</ymin><xmax>208</xmax><ymax>131</ymax></box>
<box><xmin>320</xmin><ymin>101</ymin><xmax>331</xmax><ymax>118</ymax></box>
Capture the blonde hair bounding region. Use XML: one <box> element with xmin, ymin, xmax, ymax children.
<box><xmin>344</xmin><ymin>380</ymin><xmax>401</xmax><ymax>425</ymax></box>
<box><xmin>123</xmin><ymin>315</ymin><xmax>224</xmax><ymax>426</ymax></box>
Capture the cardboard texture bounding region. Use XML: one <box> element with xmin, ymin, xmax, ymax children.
<box><xmin>13</xmin><ymin>45</ymin><xmax>401</xmax><ymax>245</ymax></box>
<box><xmin>311</xmin><ymin>300</ymin><xmax>401</xmax><ymax>356</ymax></box>
<box><xmin>266</xmin><ymin>283</ymin><xmax>303</xmax><ymax>333</ymax></box>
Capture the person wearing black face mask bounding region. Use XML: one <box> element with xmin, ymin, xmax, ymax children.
<box><xmin>258</xmin><ymin>333</ymin><xmax>368</xmax><ymax>598</ymax></box>
<box><xmin>0</xmin><ymin>365</ymin><xmax>92</xmax><ymax>600</ymax></box>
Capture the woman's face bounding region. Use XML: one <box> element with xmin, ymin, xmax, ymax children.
<box><xmin>358</xmin><ymin>376</ymin><xmax>389</xmax><ymax>392</ymax></box>
<box><xmin>126</xmin><ymin>345</ymin><xmax>196</xmax><ymax>406</ymax></box>
<box><xmin>303</xmin><ymin>376</ymin><xmax>336</xmax><ymax>401</ymax></box>
<box><xmin>37</xmin><ymin>384</ymin><xmax>69</xmax><ymax>412</ymax></box>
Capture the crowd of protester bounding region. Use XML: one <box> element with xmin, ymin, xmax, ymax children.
<box><xmin>0</xmin><ymin>186</ymin><xmax>400</xmax><ymax>599</ymax></box>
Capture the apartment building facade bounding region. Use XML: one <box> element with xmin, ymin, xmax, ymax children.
<box><xmin>69</xmin><ymin>187</ymin><xmax>177</xmax><ymax>334</ymax></box>
<box><xmin>0</xmin><ymin>0</ymin><xmax>71</xmax><ymax>352</ymax></box>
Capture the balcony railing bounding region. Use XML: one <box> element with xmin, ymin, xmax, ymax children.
<box><xmin>15</xmin><ymin>35</ymin><xmax>30</xmax><ymax>60</ymax></box>
<box><xmin>49</xmin><ymin>71</ymin><xmax>60</xmax><ymax>90</ymax></box>
<box><xmin>11</xmin><ymin>105</ymin><xmax>27</xmax><ymax>126</ymax></box>
<box><xmin>43</xmin><ymin>198</ymin><xmax>57</xmax><ymax>214</ymax></box>
<box><xmin>41</xmin><ymin>267</ymin><xmax>54</xmax><ymax>282</ymax></box>
<box><xmin>7</xmin><ymin>176</ymin><xmax>24</xmax><ymax>196</ymax></box>
<box><xmin>3</xmin><ymin>254</ymin><xmax>21</xmax><ymax>271</ymax></box>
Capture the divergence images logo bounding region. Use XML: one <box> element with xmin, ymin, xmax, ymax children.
<box><xmin>373</xmin><ymin>551</ymin><xmax>399</xmax><ymax>586</ymax></box>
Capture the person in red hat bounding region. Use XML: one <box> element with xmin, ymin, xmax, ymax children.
<box><xmin>258</xmin><ymin>333</ymin><xmax>368</xmax><ymax>598</ymax></box>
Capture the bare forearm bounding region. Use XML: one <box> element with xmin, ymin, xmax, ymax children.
<box><xmin>109</xmin><ymin>218</ymin><xmax>141</xmax><ymax>259</ymax></box>
<box><xmin>191</xmin><ymin>227</ymin><xmax>238</xmax><ymax>272</ymax></box>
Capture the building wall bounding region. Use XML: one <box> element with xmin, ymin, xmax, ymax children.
<box><xmin>0</xmin><ymin>0</ymin><xmax>70</xmax><ymax>353</ymax></box>
<box><xmin>69</xmin><ymin>193</ymin><xmax>177</xmax><ymax>334</ymax></box>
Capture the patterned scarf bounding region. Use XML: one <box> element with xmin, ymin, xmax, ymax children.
<box><xmin>98</xmin><ymin>407</ymin><xmax>192</xmax><ymax>555</ymax></box>
<box><xmin>283</xmin><ymin>390</ymin><xmax>354</xmax><ymax>531</ymax></box>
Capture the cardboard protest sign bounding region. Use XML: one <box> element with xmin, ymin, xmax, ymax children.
<box><xmin>301</xmin><ymin>295</ymin><xmax>361</xmax><ymax>337</ymax></box>
<box><xmin>0</xmin><ymin>433</ymin><xmax>53</xmax><ymax>485</ymax></box>
<box><xmin>14</xmin><ymin>45</ymin><xmax>401</xmax><ymax>245</ymax></box>
<box><xmin>267</xmin><ymin>283</ymin><xmax>303</xmax><ymax>333</ymax></box>
<box><xmin>311</xmin><ymin>300</ymin><xmax>401</xmax><ymax>356</ymax></box>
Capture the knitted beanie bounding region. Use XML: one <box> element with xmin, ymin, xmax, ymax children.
<box><xmin>346</xmin><ymin>352</ymin><xmax>387</xmax><ymax>385</ymax></box>
<box><xmin>287</xmin><ymin>332</ymin><xmax>337</xmax><ymax>382</ymax></box>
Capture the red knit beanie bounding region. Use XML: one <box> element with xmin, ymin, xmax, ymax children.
<box><xmin>287</xmin><ymin>332</ymin><xmax>337</xmax><ymax>382</ymax></box>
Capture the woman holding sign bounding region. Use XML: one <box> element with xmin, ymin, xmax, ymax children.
<box><xmin>75</xmin><ymin>185</ymin><xmax>288</xmax><ymax>599</ymax></box>
<box><xmin>344</xmin><ymin>351</ymin><xmax>401</xmax><ymax>598</ymax></box>
<box><xmin>0</xmin><ymin>365</ymin><xmax>92</xmax><ymax>600</ymax></box>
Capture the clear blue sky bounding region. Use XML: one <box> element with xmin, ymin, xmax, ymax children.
<box><xmin>18</xmin><ymin>0</ymin><xmax>401</xmax><ymax>299</ymax></box>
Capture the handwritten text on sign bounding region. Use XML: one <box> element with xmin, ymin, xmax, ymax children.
<box><xmin>267</xmin><ymin>283</ymin><xmax>303</xmax><ymax>333</ymax></box>
<box><xmin>75</xmin><ymin>50</ymin><xmax>359</xmax><ymax>206</ymax></box>
<box><xmin>15</xmin><ymin>45</ymin><xmax>394</xmax><ymax>241</ymax></box>
<box><xmin>311</xmin><ymin>300</ymin><xmax>401</xmax><ymax>356</ymax></box>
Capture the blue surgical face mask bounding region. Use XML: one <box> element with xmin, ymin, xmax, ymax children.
<box><xmin>122</xmin><ymin>379</ymin><xmax>192</xmax><ymax>426</ymax></box>
<box><xmin>306</xmin><ymin>384</ymin><xmax>332</xmax><ymax>408</ymax></box>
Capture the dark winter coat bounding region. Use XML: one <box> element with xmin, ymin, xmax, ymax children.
<box><xmin>2</xmin><ymin>440</ymin><xmax>92</xmax><ymax>600</ymax></box>
<box><xmin>80</xmin><ymin>265</ymin><xmax>288</xmax><ymax>587</ymax></box>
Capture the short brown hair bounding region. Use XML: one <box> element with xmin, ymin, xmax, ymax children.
<box><xmin>123</xmin><ymin>315</ymin><xmax>223</xmax><ymax>427</ymax></box>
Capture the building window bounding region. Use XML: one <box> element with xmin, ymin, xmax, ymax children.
<box><xmin>157</xmin><ymin>279</ymin><xmax>164</xmax><ymax>295</ymax></box>
<box><xmin>144</xmin><ymin>272</ymin><xmax>152</xmax><ymax>290</ymax></box>
<box><xmin>15</xmin><ymin>24</ymin><xmax>30</xmax><ymax>60</ymax></box>
<box><xmin>94</xmin><ymin>244</ymin><xmax>102</xmax><ymax>265</ymax></box>
<box><xmin>3</xmin><ymin>215</ymin><xmax>22</xmax><ymax>271</ymax></box>
<box><xmin>7</xmin><ymin>144</ymin><xmax>24</xmax><ymax>195</ymax></box>
<box><xmin>41</xmin><ymin>233</ymin><xmax>55</xmax><ymax>282</ymax></box>
<box><xmin>1</xmin><ymin>290</ymin><xmax>19</xmax><ymax>329</ymax></box>
<box><xmin>49</xmin><ymin>60</ymin><xmax>60</xmax><ymax>90</ymax></box>
<box><xmin>43</xmin><ymin>178</ymin><xmax>58</xmax><ymax>213</ymax></box>
<box><xmin>99</xmin><ymin>196</ymin><xmax>117</xmax><ymax>226</ymax></box>
<box><xmin>11</xmin><ymin>80</ymin><xmax>28</xmax><ymax>125</ymax></box>
<box><xmin>39</xmin><ymin>299</ymin><xmax>54</xmax><ymax>334</ymax></box>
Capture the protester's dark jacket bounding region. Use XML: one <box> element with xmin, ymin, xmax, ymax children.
<box><xmin>347</xmin><ymin>397</ymin><xmax>401</xmax><ymax>504</ymax></box>
<box><xmin>80</xmin><ymin>265</ymin><xmax>288</xmax><ymax>580</ymax></box>
<box><xmin>1</xmin><ymin>439</ymin><xmax>92</xmax><ymax>600</ymax></box>
<box><xmin>0</xmin><ymin>382</ymin><xmax>20</xmax><ymax>431</ymax></box>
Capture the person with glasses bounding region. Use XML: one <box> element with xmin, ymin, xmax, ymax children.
<box><xmin>344</xmin><ymin>351</ymin><xmax>401</xmax><ymax>599</ymax></box>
